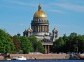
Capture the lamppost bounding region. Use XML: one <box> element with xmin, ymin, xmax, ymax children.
<box><xmin>75</xmin><ymin>40</ymin><xmax>78</xmax><ymax>53</ymax></box>
<box><xmin>76</xmin><ymin>40</ymin><xmax>78</xmax><ymax>53</ymax></box>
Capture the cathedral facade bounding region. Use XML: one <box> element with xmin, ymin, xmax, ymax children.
<box><xmin>23</xmin><ymin>4</ymin><xmax>58</xmax><ymax>53</ymax></box>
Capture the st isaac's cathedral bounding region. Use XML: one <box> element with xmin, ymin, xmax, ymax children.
<box><xmin>23</xmin><ymin>4</ymin><xmax>58</xmax><ymax>53</ymax></box>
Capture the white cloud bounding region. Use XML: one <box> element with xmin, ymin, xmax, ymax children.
<box><xmin>2</xmin><ymin>0</ymin><xmax>84</xmax><ymax>13</ymax></box>
<box><xmin>2</xmin><ymin>0</ymin><xmax>36</xmax><ymax>7</ymax></box>
<box><xmin>48</xmin><ymin>9</ymin><xmax>64</xmax><ymax>14</ymax></box>
<box><xmin>53</xmin><ymin>3</ymin><xmax>84</xmax><ymax>12</ymax></box>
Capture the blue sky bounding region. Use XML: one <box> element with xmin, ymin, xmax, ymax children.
<box><xmin>0</xmin><ymin>0</ymin><xmax>84</xmax><ymax>36</ymax></box>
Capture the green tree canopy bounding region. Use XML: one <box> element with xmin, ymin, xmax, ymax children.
<box><xmin>0</xmin><ymin>29</ymin><xmax>15</xmax><ymax>53</ymax></box>
<box><xmin>52</xmin><ymin>32</ymin><xmax>84</xmax><ymax>53</ymax></box>
<box><xmin>53</xmin><ymin>37</ymin><xmax>65</xmax><ymax>53</ymax></box>
<box><xmin>28</xmin><ymin>36</ymin><xmax>38</xmax><ymax>52</ymax></box>
<box><xmin>37</xmin><ymin>41</ymin><xmax>45</xmax><ymax>53</ymax></box>
<box><xmin>20</xmin><ymin>36</ymin><xmax>33</xmax><ymax>54</ymax></box>
<box><xmin>28</xmin><ymin>36</ymin><xmax>45</xmax><ymax>53</ymax></box>
<box><xmin>13</xmin><ymin>35</ymin><xmax>21</xmax><ymax>53</ymax></box>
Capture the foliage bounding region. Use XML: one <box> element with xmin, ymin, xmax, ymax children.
<box><xmin>52</xmin><ymin>32</ymin><xmax>84</xmax><ymax>53</ymax></box>
<box><xmin>12</xmin><ymin>35</ymin><xmax>45</xmax><ymax>54</ymax></box>
<box><xmin>28</xmin><ymin>36</ymin><xmax>45</xmax><ymax>53</ymax></box>
<box><xmin>28</xmin><ymin>36</ymin><xmax>38</xmax><ymax>52</ymax></box>
<box><xmin>1</xmin><ymin>28</ymin><xmax>84</xmax><ymax>54</ymax></box>
<box><xmin>13</xmin><ymin>35</ymin><xmax>21</xmax><ymax>52</ymax></box>
<box><xmin>53</xmin><ymin>37</ymin><xmax>65</xmax><ymax>53</ymax></box>
<box><xmin>37</xmin><ymin>41</ymin><xmax>45</xmax><ymax>53</ymax></box>
<box><xmin>0</xmin><ymin>29</ymin><xmax>15</xmax><ymax>53</ymax></box>
<box><xmin>19</xmin><ymin>36</ymin><xmax>33</xmax><ymax>54</ymax></box>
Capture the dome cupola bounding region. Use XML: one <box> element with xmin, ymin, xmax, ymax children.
<box><xmin>31</xmin><ymin>4</ymin><xmax>49</xmax><ymax>33</ymax></box>
<box><xmin>33</xmin><ymin>4</ymin><xmax>47</xmax><ymax>18</ymax></box>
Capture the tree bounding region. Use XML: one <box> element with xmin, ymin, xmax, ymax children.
<box><xmin>0</xmin><ymin>29</ymin><xmax>15</xmax><ymax>53</ymax></box>
<box><xmin>77</xmin><ymin>35</ymin><xmax>84</xmax><ymax>53</ymax></box>
<box><xmin>28</xmin><ymin>36</ymin><xmax>38</xmax><ymax>52</ymax></box>
<box><xmin>69</xmin><ymin>32</ymin><xmax>77</xmax><ymax>40</ymax></box>
<box><xmin>13</xmin><ymin>35</ymin><xmax>21</xmax><ymax>53</ymax></box>
<box><xmin>37</xmin><ymin>41</ymin><xmax>45</xmax><ymax>53</ymax></box>
<box><xmin>20</xmin><ymin>36</ymin><xmax>33</xmax><ymax>54</ymax></box>
<box><xmin>28</xmin><ymin>36</ymin><xmax>45</xmax><ymax>53</ymax></box>
<box><xmin>52</xmin><ymin>32</ymin><xmax>84</xmax><ymax>53</ymax></box>
<box><xmin>67</xmin><ymin>33</ymin><xmax>78</xmax><ymax>52</ymax></box>
<box><xmin>52</xmin><ymin>37</ymin><xmax>65</xmax><ymax>53</ymax></box>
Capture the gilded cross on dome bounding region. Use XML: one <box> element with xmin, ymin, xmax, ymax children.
<box><xmin>33</xmin><ymin>4</ymin><xmax>47</xmax><ymax>17</ymax></box>
<box><xmin>38</xmin><ymin>4</ymin><xmax>42</xmax><ymax>10</ymax></box>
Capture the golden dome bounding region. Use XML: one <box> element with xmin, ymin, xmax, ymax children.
<box><xmin>33</xmin><ymin>4</ymin><xmax>47</xmax><ymax>18</ymax></box>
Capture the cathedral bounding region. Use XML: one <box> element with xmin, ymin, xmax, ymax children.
<box><xmin>23</xmin><ymin>4</ymin><xmax>58</xmax><ymax>53</ymax></box>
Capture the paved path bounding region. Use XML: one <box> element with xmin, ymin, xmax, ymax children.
<box><xmin>10</xmin><ymin>53</ymin><xmax>69</xmax><ymax>59</ymax></box>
